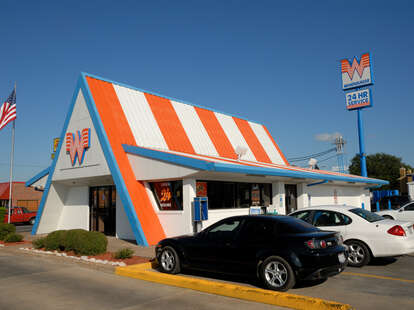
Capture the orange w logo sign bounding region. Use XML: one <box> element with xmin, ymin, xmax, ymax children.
<box><xmin>341</xmin><ymin>53</ymin><xmax>370</xmax><ymax>80</ymax></box>
<box><xmin>66</xmin><ymin>128</ymin><xmax>90</xmax><ymax>165</ymax></box>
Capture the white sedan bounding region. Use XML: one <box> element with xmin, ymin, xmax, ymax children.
<box><xmin>289</xmin><ymin>205</ymin><xmax>414</xmax><ymax>267</ymax></box>
<box><xmin>376</xmin><ymin>201</ymin><xmax>414</xmax><ymax>221</ymax></box>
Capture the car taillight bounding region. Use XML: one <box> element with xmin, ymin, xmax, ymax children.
<box><xmin>305</xmin><ymin>239</ymin><xmax>327</xmax><ymax>249</ymax></box>
<box><xmin>387</xmin><ymin>225</ymin><xmax>406</xmax><ymax>237</ymax></box>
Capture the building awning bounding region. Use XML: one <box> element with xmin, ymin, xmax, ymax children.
<box><xmin>123</xmin><ymin>144</ymin><xmax>388</xmax><ymax>187</ymax></box>
<box><xmin>25</xmin><ymin>167</ymin><xmax>50</xmax><ymax>189</ymax></box>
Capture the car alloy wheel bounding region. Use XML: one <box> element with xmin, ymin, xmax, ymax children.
<box><xmin>159</xmin><ymin>246</ymin><xmax>181</xmax><ymax>274</ymax></box>
<box><xmin>345</xmin><ymin>240</ymin><xmax>370</xmax><ymax>267</ymax></box>
<box><xmin>260</xmin><ymin>256</ymin><xmax>295</xmax><ymax>291</ymax></box>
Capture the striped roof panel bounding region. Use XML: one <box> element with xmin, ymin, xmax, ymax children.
<box><xmin>107</xmin><ymin>81</ymin><xmax>288</xmax><ymax>165</ymax></box>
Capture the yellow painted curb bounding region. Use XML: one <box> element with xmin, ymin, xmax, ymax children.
<box><xmin>116</xmin><ymin>262</ymin><xmax>354</xmax><ymax>310</ymax></box>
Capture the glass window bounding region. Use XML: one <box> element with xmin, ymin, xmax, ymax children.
<box><xmin>240</xmin><ymin>219</ymin><xmax>275</xmax><ymax>243</ymax></box>
<box><xmin>404</xmin><ymin>203</ymin><xmax>414</xmax><ymax>211</ymax></box>
<box><xmin>349</xmin><ymin>208</ymin><xmax>384</xmax><ymax>223</ymax></box>
<box><xmin>206</xmin><ymin>219</ymin><xmax>242</xmax><ymax>242</ymax></box>
<box><xmin>150</xmin><ymin>181</ymin><xmax>183</xmax><ymax>211</ymax></box>
<box><xmin>200</xmin><ymin>180</ymin><xmax>272</xmax><ymax>209</ymax></box>
<box><xmin>290</xmin><ymin>211</ymin><xmax>312</xmax><ymax>223</ymax></box>
<box><xmin>277</xmin><ymin>218</ymin><xmax>319</xmax><ymax>234</ymax></box>
<box><xmin>312</xmin><ymin>210</ymin><xmax>350</xmax><ymax>226</ymax></box>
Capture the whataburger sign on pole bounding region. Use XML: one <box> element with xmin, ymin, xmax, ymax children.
<box><xmin>340</xmin><ymin>53</ymin><xmax>374</xmax><ymax>179</ymax></box>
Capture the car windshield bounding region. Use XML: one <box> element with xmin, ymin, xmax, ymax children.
<box><xmin>349</xmin><ymin>208</ymin><xmax>384</xmax><ymax>223</ymax></box>
<box><xmin>21</xmin><ymin>207</ymin><xmax>31</xmax><ymax>213</ymax></box>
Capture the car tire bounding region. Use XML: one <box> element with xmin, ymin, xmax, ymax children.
<box><xmin>29</xmin><ymin>218</ymin><xmax>35</xmax><ymax>225</ymax></box>
<box><xmin>382</xmin><ymin>215</ymin><xmax>394</xmax><ymax>220</ymax></box>
<box><xmin>259</xmin><ymin>256</ymin><xmax>295</xmax><ymax>291</ymax></box>
<box><xmin>345</xmin><ymin>240</ymin><xmax>371</xmax><ymax>267</ymax></box>
<box><xmin>159</xmin><ymin>246</ymin><xmax>181</xmax><ymax>274</ymax></box>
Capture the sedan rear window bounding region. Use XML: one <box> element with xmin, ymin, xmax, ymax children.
<box><xmin>277</xmin><ymin>218</ymin><xmax>319</xmax><ymax>234</ymax></box>
<box><xmin>349</xmin><ymin>208</ymin><xmax>384</xmax><ymax>223</ymax></box>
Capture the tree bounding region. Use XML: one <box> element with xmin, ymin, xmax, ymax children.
<box><xmin>349</xmin><ymin>153</ymin><xmax>413</xmax><ymax>190</ymax></box>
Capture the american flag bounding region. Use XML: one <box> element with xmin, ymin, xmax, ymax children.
<box><xmin>0</xmin><ymin>88</ymin><xmax>16</xmax><ymax>131</ymax></box>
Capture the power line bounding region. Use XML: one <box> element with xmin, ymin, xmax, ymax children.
<box><xmin>0</xmin><ymin>162</ymin><xmax>46</xmax><ymax>168</ymax></box>
<box><xmin>288</xmin><ymin>147</ymin><xmax>336</xmax><ymax>162</ymax></box>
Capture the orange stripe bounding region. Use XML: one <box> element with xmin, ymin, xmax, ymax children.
<box><xmin>86</xmin><ymin>77</ymin><xmax>165</xmax><ymax>245</ymax></box>
<box><xmin>263</xmin><ymin>126</ymin><xmax>289</xmax><ymax>165</ymax></box>
<box><xmin>233</xmin><ymin>118</ymin><xmax>271</xmax><ymax>163</ymax></box>
<box><xmin>194</xmin><ymin>107</ymin><xmax>237</xmax><ymax>159</ymax></box>
<box><xmin>144</xmin><ymin>93</ymin><xmax>195</xmax><ymax>154</ymax></box>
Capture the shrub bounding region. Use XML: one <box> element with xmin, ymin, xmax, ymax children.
<box><xmin>0</xmin><ymin>223</ymin><xmax>16</xmax><ymax>241</ymax></box>
<box><xmin>113</xmin><ymin>248</ymin><xmax>134</xmax><ymax>259</ymax></box>
<box><xmin>43</xmin><ymin>230</ymin><xmax>67</xmax><ymax>251</ymax></box>
<box><xmin>0</xmin><ymin>207</ymin><xmax>6</xmax><ymax>223</ymax></box>
<box><xmin>73</xmin><ymin>231</ymin><xmax>107</xmax><ymax>256</ymax></box>
<box><xmin>40</xmin><ymin>229</ymin><xmax>107</xmax><ymax>255</ymax></box>
<box><xmin>32</xmin><ymin>237</ymin><xmax>46</xmax><ymax>249</ymax></box>
<box><xmin>4</xmin><ymin>233</ymin><xmax>23</xmax><ymax>243</ymax></box>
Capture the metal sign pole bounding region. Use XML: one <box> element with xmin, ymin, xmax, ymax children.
<box><xmin>357</xmin><ymin>108</ymin><xmax>367</xmax><ymax>177</ymax></box>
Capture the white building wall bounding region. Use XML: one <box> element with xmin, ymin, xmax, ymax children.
<box><xmin>57</xmin><ymin>186</ymin><xmax>89</xmax><ymax>230</ymax></box>
<box><xmin>272</xmin><ymin>182</ymin><xmax>285</xmax><ymax>215</ymax></box>
<box><xmin>53</xmin><ymin>90</ymin><xmax>111</xmax><ymax>181</ymax></box>
<box><xmin>408</xmin><ymin>182</ymin><xmax>414</xmax><ymax>201</ymax></box>
<box><xmin>36</xmin><ymin>183</ymin><xmax>66</xmax><ymax>234</ymax></box>
<box><xmin>307</xmin><ymin>184</ymin><xmax>367</xmax><ymax>209</ymax></box>
<box><xmin>116</xmin><ymin>192</ymin><xmax>135</xmax><ymax>240</ymax></box>
<box><xmin>297</xmin><ymin>183</ymin><xmax>309</xmax><ymax>210</ymax></box>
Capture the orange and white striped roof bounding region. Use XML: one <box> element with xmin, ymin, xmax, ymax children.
<box><xmin>91</xmin><ymin>78</ymin><xmax>288</xmax><ymax>166</ymax></box>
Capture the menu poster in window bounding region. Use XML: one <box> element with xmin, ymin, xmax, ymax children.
<box><xmin>154</xmin><ymin>182</ymin><xmax>173</xmax><ymax>209</ymax></box>
<box><xmin>196</xmin><ymin>182</ymin><xmax>207</xmax><ymax>197</ymax></box>
<box><xmin>251</xmin><ymin>184</ymin><xmax>260</xmax><ymax>206</ymax></box>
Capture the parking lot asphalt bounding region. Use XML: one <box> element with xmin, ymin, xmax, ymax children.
<box><xmin>7</xmin><ymin>227</ymin><xmax>414</xmax><ymax>310</ymax></box>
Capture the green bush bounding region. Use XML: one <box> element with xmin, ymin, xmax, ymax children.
<box><xmin>32</xmin><ymin>237</ymin><xmax>46</xmax><ymax>249</ymax></box>
<box><xmin>43</xmin><ymin>230</ymin><xmax>67</xmax><ymax>251</ymax></box>
<box><xmin>4</xmin><ymin>233</ymin><xmax>23</xmax><ymax>243</ymax></box>
<box><xmin>113</xmin><ymin>248</ymin><xmax>134</xmax><ymax>259</ymax></box>
<box><xmin>0</xmin><ymin>207</ymin><xmax>6</xmax><ymax>223</ymax></box>
<box><xmin>41</xmin><ymin>229</ymin><xmax>107</xmax><ymax>255</ymax></box>
<box><xmin>0</xmin><ymin>223</ymin><xmax>16</xmax><ymax>241</ymax></box>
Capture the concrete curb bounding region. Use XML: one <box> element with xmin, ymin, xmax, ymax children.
<box><xmin>116</xmin><ymin>262</ymin><xmax>354</xmax><ymax>310</ymax></box>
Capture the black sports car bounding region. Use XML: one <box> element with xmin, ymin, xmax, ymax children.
<box><xmin>155</xmin><ymin>215</ymin><xmax>348</xmax><ymax>291</ymax></box>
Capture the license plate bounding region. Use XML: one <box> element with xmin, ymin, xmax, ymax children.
<box><xmin>338</xmin><ymin>252</ymin><xmax>346</xmax><ymax>263</ymax></box>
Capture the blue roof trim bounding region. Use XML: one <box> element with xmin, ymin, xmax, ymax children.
<box><xmin>82</xmin><ymin>72</ymin><xmax>261</xmax><ymax>125</ymax></box>
<box><xmin>25</xmin><ymin>167</ymin><xmax>50</xmax><ymax>187</ymax></box>
<box><xmin>122</xmin><ymin>144</ymin><xmax>388</xmax><ymax>186</ymax></box>
<box><xmin>31</xmin><ymin>77</ymin><xmax>84</xmax><ymax>235</ymax></box>
<box><xmin>80</xmin><ymin>73</ymin><xmax>149</xmax><ymax>246</ymax></box>
<box><xmin>122</xmin><ymin>144</ymin><xmax>216</xmax><ymax>171</ymax></box>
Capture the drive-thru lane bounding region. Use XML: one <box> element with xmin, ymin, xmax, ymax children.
<box><xmin>0</xmin><ymin>250</ymin><xmax>283</xmax><ymax>310</ymax></box>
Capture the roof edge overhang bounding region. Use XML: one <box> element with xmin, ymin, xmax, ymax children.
<box><xmin>122</xmin><ymin>144</ymin><xmax>389</xmax><ymax>186</ymax></box>
<box><xmin>25</xmin><ymin>167</ymin><xmax>51</xmax><ymax>187</ymax></box>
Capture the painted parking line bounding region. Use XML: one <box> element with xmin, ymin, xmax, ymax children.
<box><xmin>116</xmin><ymin>262</ymin><xmax>354</xmax><ymax>310</ymax></box>
<box><xmin>342</xmin><ymin>271</ymin><xmax>414</xmax><ymax>284</ymax></box>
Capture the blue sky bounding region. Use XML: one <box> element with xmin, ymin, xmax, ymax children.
<box><xmin>0</xmin><ymin>0</ymin><xmax>413</xmax><ymax>182</ymax></box>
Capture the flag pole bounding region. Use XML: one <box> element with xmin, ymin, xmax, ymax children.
<box><xmin>7</xmin><ymin>83</ymin><xmax>16</xmax><ymax>224</ymax></box>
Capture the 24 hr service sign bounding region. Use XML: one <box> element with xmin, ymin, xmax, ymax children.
<box><xmin>345</xmin><ymin>88</ymin><xmax>372</xmax><ymax>110</ymax></box>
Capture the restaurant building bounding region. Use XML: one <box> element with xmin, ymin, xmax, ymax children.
<box><xmin>26</xmin><ymin>73</ymin><xmax>387</xmax><ymax>246</ymax></box>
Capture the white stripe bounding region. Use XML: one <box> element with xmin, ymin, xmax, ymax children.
<box><xmin>0</xmin><ymin>110</ymin><xmax>16</xmax><ymax>129</ymax></box>
<box><xmin>113</xmin><ymin>84</ymin><xmax>169</xmax><ymax>150</ymax></box>
<box><xmin>214</xmin><ymin>113</ymin><xmax>256</xmax><ymax>161</ymax></box>
<box><xmin>170</xmin><ymin>100</ymin><xmax>218</xmax><ymax>157</ymax></box>
<box><xmin>249</xmin><ymin>122</ymin><xmax>285</xmax><ymax>165</ymax></box>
